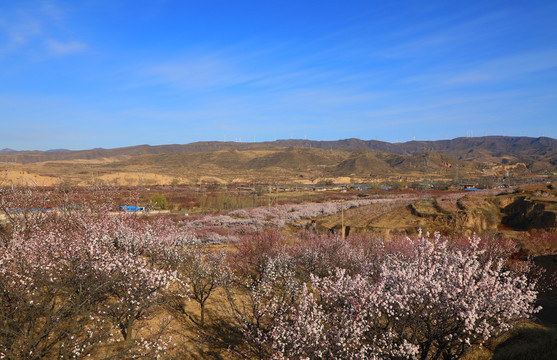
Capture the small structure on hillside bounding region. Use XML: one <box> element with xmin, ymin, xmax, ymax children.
<box><xmin>119</xmin><ymin>205</ymin><xmax>144</xmax><ymax>212</ymax></box>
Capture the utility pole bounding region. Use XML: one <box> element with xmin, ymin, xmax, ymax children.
<box><xmin>422</xmin><ymin>147</ymin><xmax>432</xmax><ymax>203</ymax></box>
<box><xmin>137</xmin><ymin>170</ymin><xmax>144</xmax><ymax>189</ymax></box>
<box><xmin>341</xmin><ymin>200</ymin><xmax>345</xmax><ymax>239</ymax></box>
<box><xmin>268</xmin><ymin>185</ymin><xmax>272</xmax><ymax>211</ymax></box>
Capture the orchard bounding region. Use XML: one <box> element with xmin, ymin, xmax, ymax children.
<box><xmin>0</xmin><ymin>186</ymin><xmax>544</xmax><ymax>359</ymax></box>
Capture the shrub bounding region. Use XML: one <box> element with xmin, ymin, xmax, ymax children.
<box><xmin>150</xmin><ymin>193</ymin><xmax>168</xmax><ymax>210</ymax></box>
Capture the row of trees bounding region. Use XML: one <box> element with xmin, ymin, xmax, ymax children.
<box><xmin>217</xmin><ymin>231</ymin><xmax>539</xmax><ymax>359</ymax></box>
<box><xmin>185</xmin><ymin>197</ymin><xmax>412</xmax><ymax>243</ymax></box>
<box><xmin>0</xmin><ymin>186</ymin><xmax>541</xmax><ymax>359</ymax></box>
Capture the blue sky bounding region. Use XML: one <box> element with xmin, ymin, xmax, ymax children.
<box><xmin>1</xmin><ymin>0</ymin><xmax>556</xmax><ymax>150</ymax></box>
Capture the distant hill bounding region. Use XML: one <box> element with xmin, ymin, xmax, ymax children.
<box><xmin>0</xmin><ymin>148</ymin><xmax>19</xmax><ymax>155</ymax></box>
<box><xmin>271</xmin><ymin>136</ymin><xmax>557</xmax><ymax>159</ymax></box>
<box><xmin>1</xmin><ymin>136</ymin><xmax>555</xmax><ymax>186</ymax></box>
<box><xmin>1</xmin><ymin>136</ymin><xmax>556</xmax><ymax>164</ymax></box>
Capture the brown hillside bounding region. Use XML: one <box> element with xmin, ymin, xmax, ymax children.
<box><xmin>2</xmin><ymin>136</ymin><xmax>556</xmax><ymax>165</ymax></box>
<box><xmin>246</xmin><ymin>148</ymin><xmax>342</xmax><ymax>170</ymax></box>
<box><xmin>1</xmin><ymin>136</ymin><xmax>555</xmax><ymax>186</ymax></box>
<box><xmin>332</xmin><ymin>152</ymin><xmax>394</xmax><ymax>176</ymax></box>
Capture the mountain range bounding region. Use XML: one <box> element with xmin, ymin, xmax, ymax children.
<box><xmin>1</xmin><ymin>136</ymin><xmax>555</xmax><ymax>186</ymax></box>
<box><xmin>1</xmin><ymin>136</ymin><xmax>555</xmax><ymax>163</ymax></box>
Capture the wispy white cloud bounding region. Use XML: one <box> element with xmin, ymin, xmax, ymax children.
<box><xmin>139</xmin><ymin>53</ymin><xmax>261</xmax><ymax>92</ymax></box>
<box><xmin>1</xmin><ymin>15</ymin><xmax>41</xmax><ymax>46</ymax></box>
<box><xmin>397</xmin><ymin>48</ymin><xmax>557</xmax><ymax>92</ymax></box>
<box><xmin>0</xmin><ymin>2</ymin><xmax>87</xmax><ymax>58</ymax></box>
<box><xmin>135</xmin><ymin>42</ymin><xmax>376</xmax><ymax>97</ymax></box>
<box><xmin>445</xmin><ymin>50</ymin><xmax>557</xmax><ymax>85</ymax></box>
<box><xmin>40</xmin><ymin>0</ymin><xmax>66</xmax><ymax>22</ymax></box>
<box><xmin>46</xmin><ymin>38</ymin><xmax>87</xmax><ymax>54</ymax></box>
<box><xmin>377</xmin><ymin>9</ymin><xmax>511</xmax><ymax>60</ymax></box>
